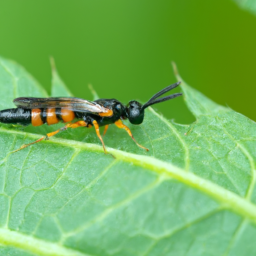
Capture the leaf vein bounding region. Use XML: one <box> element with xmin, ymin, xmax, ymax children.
<box><xmin>55</xmin><ymin>159</ymin><xmax>117</xmax><ymax>219</ymax></box>
<box><xmin>0</xmin><ymin>228</ymin><xmax>92</xmax><ymax>256</ymax></box>
<box><xmin>64</xmin><ymin>177</ymin><xmax>164</xmax><ymax>238</ymax></box>
<box><xmin>142</xmin><ymin>208</ymin><xmax>222</xmax><ymax>256</ymax></box>
<box><xmin>149</xmin><ymin>108</ymin><xmax>190</xmax><ymax>171</ymax></box>
<box><xmin>1</xmin><ymin>128</ymin><xmax>256</xmax><ymax>225</ymax></box>
<box><xmin>218</xmin><ymin>118</ymin><xmax>256</xmax><ymax>200</ymax></box>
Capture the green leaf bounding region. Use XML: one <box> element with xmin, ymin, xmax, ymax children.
<box><xmin>233</xmin><ymin>0</ymin><xmax>256</xmax><ymax>15</ymax></box>
<box><xmin>0</xmin><ymin>56</ymin><xmax>256</xmax><ymax>256</ymax></box>
<box><xmin>50</xmin><ymin>57</ymin><xmax>73</xmax><ymax>98</ymax></box>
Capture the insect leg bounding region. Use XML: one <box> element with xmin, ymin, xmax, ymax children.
<box><xmin>12</xmin><ymin>121</ymin><xmax>88</xmax><ymax>153</ymax></box>
<box><xmin>12</xmin><ymin>136</ymin><xmax>46</xmax><ymax>153</ymax></box>
<box><xmin>114</xmin><ymin>119</ymin><xmax>149</xmax><ymax>151</ymax></box>
<box><xmin>99</xmin><ymin>109</ymin><xmax>113</xmax><ymax>117</ymax></box>
<box><xmin>92</xmin><ymin>120</ymin><xmax>107</xmax><ymax>153</ymax></box>
<box><xmin>103</xmin><ymin>125</ymin><xmax>109</xmax><ymax>136</ymax></box>
<box><xmin>45</xmin><ymin>121</ymin><xmax>88</xmax><ymax>139</ymax></box>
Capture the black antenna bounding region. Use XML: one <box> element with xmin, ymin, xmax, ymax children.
<box><xmin>142</xmin><ymin>82</ymin><xmax>182</xmax><ymax>110</ymax></box>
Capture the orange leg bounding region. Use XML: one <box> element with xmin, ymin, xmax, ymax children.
<box><xmin>99</xmin><ymin>109</ymin><xmax>113</xmax><ymax>117</ymax></box>
<box><xmin>12</xmin><ymin>121</ymin><xmax>87</xmax><ymax>153</ymax></box>
<box><xmin>103</xmin><ymin>125</ymin><xmax>109</xmax><ymax>137</ymax></box>
<box><xmin>92</xmin><ymin>120</ymin><xmax>107</xmax><ymax>153</ymax></box>
<box><xmin>115</xmin><ymin>119</ymin><xmax>149</xmax><ymax>151</ymax></box>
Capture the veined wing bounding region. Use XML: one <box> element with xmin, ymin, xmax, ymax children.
<box><xmin>13</xmin><ymin>97</ymin><xmax>109</xmax><ymax>114</ymax></box>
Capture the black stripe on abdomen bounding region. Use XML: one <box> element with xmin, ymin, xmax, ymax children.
<box><xmin>0</xmin><ymin>108</ymin><xmax>31</xmax><ymax>126</ymax></box>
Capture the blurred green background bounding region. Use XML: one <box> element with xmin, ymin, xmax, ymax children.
<box><xmin>0</xmin><ymin>0</ymin><xmax>255</xmax><ymax>124</ymax></box>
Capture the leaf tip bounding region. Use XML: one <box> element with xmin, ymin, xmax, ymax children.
<box><xmin>171</xmin><ymin>61</ymin><xmax>182</xmax><ymax>83</ymax></box>
<box><xmin>49</xmin><ymin>57</ymin><xmax>73</xmax><ymax>97</ymax></box>
<box><xmin>49</xmin><ymin>56</ymin><xmax>57</xmax><ymax>74</ymax></box>
<box><xmin>171</xmin><ymin>61</ymin><xmax>178</xmax><ymax>76</ymax></box>
<box><xmin>88</xmin><ymin>84</ymin><xmax>100</xmax><ymax>100</ymax></box>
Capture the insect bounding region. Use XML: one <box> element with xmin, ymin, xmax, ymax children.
<box><xmin>0</xmin><ymin>81</ymin><xmax>182</xmax><ymax>153</ymax></box>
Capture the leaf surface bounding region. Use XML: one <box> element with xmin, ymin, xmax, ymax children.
<box><xmin>0</xmin><ymin>57</ymin><xmax>256</xmax><ymax>256</ymax></box>
<box><xmin>233</xmin><ymin>0</ymin><xmax>256</xmax><ymax>15</ymax></box>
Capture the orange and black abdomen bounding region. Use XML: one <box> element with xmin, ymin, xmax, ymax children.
<box><xmin>32</xmin><ymin>108</ymin><xmax>75</xmax><ymax>126</ymax></box>
<box><xmin>0</xmin><ymin>107</ymin><xmax>76</xmax><ymax>126</ymax></box>
<box><xmin>32</xmin><ymin>108</ymin><xmax>76</xmax><ymax>126</ymax></box>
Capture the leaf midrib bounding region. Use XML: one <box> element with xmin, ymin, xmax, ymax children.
<box><xmin>1</xmin><ymin>126</ymin><xmax>256</xmax><ymax>224</ymax></box>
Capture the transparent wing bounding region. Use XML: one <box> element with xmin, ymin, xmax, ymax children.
<box><xmin>13</xmin><ymin>97</ymin><xmax>109</xmax><ymax>114</ymax></box>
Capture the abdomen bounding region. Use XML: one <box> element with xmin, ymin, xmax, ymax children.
<box><xmin>0</xmin><ymin>108</ymin><xmax>76</xmax><ymax>126</ymax></box>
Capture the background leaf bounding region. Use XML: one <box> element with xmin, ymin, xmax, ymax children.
<box><xmin>0</xmin><ymin>57</ymin><xmax>256</xmax><ymax>255</ymax></box>
<box><xmin>1</xmin><ymin>0</ymin><xmax>256</xmax><ymax>124</ymax></box>
<box><xmin>50</xmin><ymin>58</ymin><xmax>73</xmax><ymax>98</ymax></box>
<box><xmin>233</xmin><ymin>0</ymin><xmax>256</xmax><ymax>15</ymax></box>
